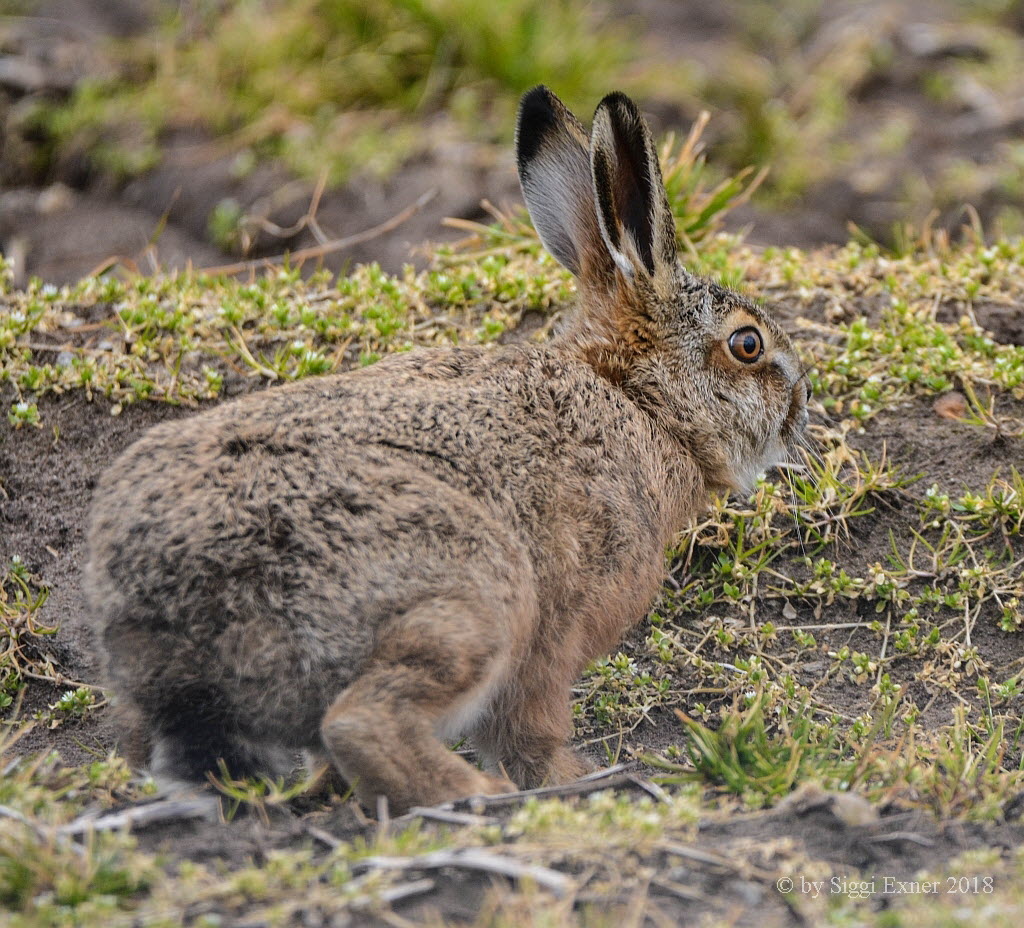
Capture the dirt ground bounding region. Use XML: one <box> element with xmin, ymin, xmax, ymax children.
<box><xmin>4</xmin><ymin>1</ymin><xmax>1024</xmax><ymax>924</ymax></box>
<box><xmin>3</xmin><ymin>289</ymin><xmax>1024</xmax><ymax>923</ymax></box>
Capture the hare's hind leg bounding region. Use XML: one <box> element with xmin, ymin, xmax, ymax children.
<box><xmin>320</xmin><ymin>597</ymin><xmax>516</xmax><ymax>813</ymax></box>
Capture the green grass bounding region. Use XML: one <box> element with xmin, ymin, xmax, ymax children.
<box><xmin>37</xmin><ymin>0</ymin><xmax>638</xmax><ymax>186</ymax></box>
<box><xmin>1</xmin><ymin>558</ymin><xmax>56</xmax><ymax>711</ymax></box>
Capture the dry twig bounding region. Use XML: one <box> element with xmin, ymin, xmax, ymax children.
<box><xmin>58</xmin><ymin>797</ymin><xmax>219</xmax><ymax>836</ymax></box>
<box><xmin>199</xmin><ymin>188</ymin><xmax>438</xmax><ymax>277</ymax></box>
<box><xmin>354</xmin><ymin>848</ymin><xmax>574</xmax><ymax>898</ymax></box>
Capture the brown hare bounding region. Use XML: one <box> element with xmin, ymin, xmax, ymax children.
<box><xmin>85</xmin><ymin>87</ymin><xmax>808</xmax><ymax>813</ymax></box>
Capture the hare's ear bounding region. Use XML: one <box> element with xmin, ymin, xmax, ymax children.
<box><xmin>590</xmin><ymin>92</ymin><xmax>677</xmax><ymax>288</ymax></box>
<box><xmin>516</xmin><ymin>86</ymin><xmax>611</xmax><ymax>280</ymax></box>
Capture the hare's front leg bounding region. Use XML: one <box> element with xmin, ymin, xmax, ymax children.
<box><xmin>475</xmin><ymin>666</ymin><xmax>593</xmax><ymax>789</ymax></box>
<box><xmin>320</xmin><ymin>597</ymin><xmax>516</xmax><ymax>814</ymax></box>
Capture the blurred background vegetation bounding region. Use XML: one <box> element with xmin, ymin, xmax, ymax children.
<box><xmin>2</xmin><ymin>0</ymin><xmax>1024</xmax><ymax>281</ymax></box>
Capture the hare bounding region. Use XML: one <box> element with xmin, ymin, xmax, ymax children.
<box><xmin>85</xmin><ymin>87</ymin><xmax>808</xmax><ymax>813</ymax></box>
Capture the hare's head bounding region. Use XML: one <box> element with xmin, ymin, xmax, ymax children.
<box><xmin>516</xmin><ymin>86</ymin><xmax>808</xmax><ymax>493</ymax></box>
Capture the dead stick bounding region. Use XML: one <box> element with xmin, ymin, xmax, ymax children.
<box><xmin>403</xmin><ymin>806</ymin><xmax>497</xmax><ymax>827</ymax></box>
<box><xmin>302</xmin><ymin>822</ymin><xmax>343</xmax><ymax>850</ymax></box>
<box><xmin>865</xmin><ymin>831</ymin><xmax>935</xmax><ymax>848</ymax></box>
<box><xmin>198</xmin><ymin>188</ymin><xmax>438</xmax><ymax>277</ymax></box>
<box><xmin>350</xmin><ymin>878</ymin><xmax>436</xmax><ymax>908</ymax></box>
<box><xmin>448</xmin><ymin>764</ymin><xmax>639</xmax><ymax>811</ymax></box>
<box><xmin>59</xmin><ymin>797</ymin><xmax>218</xmax><ymax>835</ymax></box>
<box><xmin>354</xmin><ymin>848</ymin><xmax>573</xmax><ymax>898</ymax></box>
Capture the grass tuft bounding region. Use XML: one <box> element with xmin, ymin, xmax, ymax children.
<box><xmin>38</xmin><ymin>0</ymin><xmax>636</xmax><ymax>185</ymax></box>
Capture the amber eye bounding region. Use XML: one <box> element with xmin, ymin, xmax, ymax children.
<box><xmin>728</xmin><ymin>326</ymin><xmax>764</xmax><ymax>363</ymax></box>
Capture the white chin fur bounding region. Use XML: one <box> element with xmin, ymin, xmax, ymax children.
<box><xmin>728</xmin><ymin>442</ymin><xmax>788</xmax><ymax>495</ymax></box>
<box><xmin>727</xmin><ymin>465</ymin><xmax>760</xmax><ymax>496</ymax></box>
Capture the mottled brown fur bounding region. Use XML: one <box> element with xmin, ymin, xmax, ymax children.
<box><xmin>84</xmin><ymin>88</ymin><xmax>807</xmax><ymax>813</ymax></box>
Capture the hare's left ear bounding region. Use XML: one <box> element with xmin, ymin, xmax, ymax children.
<box><xmin>590</xmin><ymin>93</ymin><xmax>678</xmax><ymax>290</ymax></box>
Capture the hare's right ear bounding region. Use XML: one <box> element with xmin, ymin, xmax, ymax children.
<box><xmin>516</xmin><ymin>86</ymin><xmax>610</xmax><ymax>281</ymax></box>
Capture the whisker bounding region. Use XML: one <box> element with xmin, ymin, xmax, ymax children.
<box><xmin>798</xmin><ymin>427</ymin><xmax>827</xmax><ymax>469</ymax></box>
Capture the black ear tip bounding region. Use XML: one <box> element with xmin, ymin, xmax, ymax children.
<box><xmin>595</xmin><ymin>90</ymin><xmax>643</xmax><ymax>126</ymax></box>
<box><xmin>521</xmin><ymin>85</ymin><xmax>554</xmax><ymax>108</ymax></box>
<box><xmin>516</xmin><ymin>85</ymin><xmax>562</xmax><ymax>172</ymax></box>
<box><xmin>593</xmin><ymin>91</ymin><xmax>653</xmax><ymax>158</ymax></box>
<box><xmin>598</xmin><ymin>90</ymin><xmax>636</xmax><ymax>107</ymax></box>
<box><xmin>517</xmin><ymin>85</ymin><xmax>558</xmax><ymax>134</ymax></box>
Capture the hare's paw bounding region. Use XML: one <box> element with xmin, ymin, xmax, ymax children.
<box><xmin>431</xmin><ymin>768</ymin><xmax>517</xmax><ymax>808</ymax></box>
<box><xmin>473</xmin><ymin>770</ymin><xmax>518</xmax><ymax>798</ymax></box>
<box><xmin>545</xmin><ymin>745</ymin><xmax>595</xmax><ymax>785</ymax></box>
<box><xmin>301</xmin><ymin>752</ymin><xmax>352</xmax><ymax>802</ymax></box>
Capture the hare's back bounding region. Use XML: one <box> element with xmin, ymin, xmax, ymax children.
<box><xmin>85</xmin><ymin>369</ymin><xmax>536</xmax><ymax>744</ymax></box>
<box><xmin>86</xmin><ymin>342</ymin><xmax>662</xmax><ymax>642</ymax></box>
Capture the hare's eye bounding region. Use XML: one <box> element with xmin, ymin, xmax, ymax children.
<box><xmin>728</xmin><ymin>327</ymin><xmax>764</xmax><ymax>363</ymax></box>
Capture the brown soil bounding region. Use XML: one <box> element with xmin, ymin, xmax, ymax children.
<box><xmin>0</xmin><ymin>388</ymin><xmax>193</xmax><ymax>760</ymax></box>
